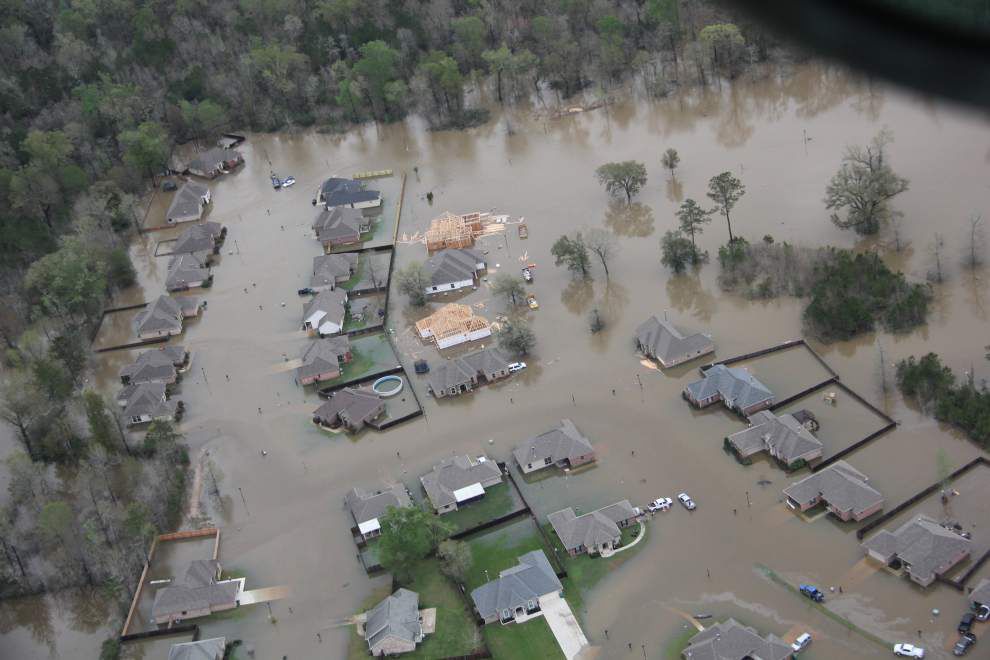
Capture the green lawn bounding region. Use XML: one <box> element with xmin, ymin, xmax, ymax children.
<box><xmin>463</xmin><ymin>523</ymin><xmax>557</xmax><ymax>592</ymax></box>
<box><xmin>316</xmin><ymin>333</ymin><xmax>399</xmax><ymax>388</ymax></box>
<box><xmin>320</xmin><ymin>347</ymin><xmax>375</xmax><ymax>387</ymax></box>
<box><xmin>441</xmin><ymin>482</ymin><xmax>519</xmax><ymax>535</ymax></box>
<box><xmin>663</xmin><ymin>625</ymin><xmax>700</xmax><ymax>660</ymax></box>
<box><xmin>483</xmin><ymin>616</ymin><xmax>564</xmax><ymax>660</ymax></box>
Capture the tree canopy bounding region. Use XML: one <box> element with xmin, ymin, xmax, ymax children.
<box><xmin>596</xmin><ymin>161</ymin><xmax>648</xmax><ymax>202</ymax></box>
<box><xmin>825</xmin><ymin>129</ymin><xmax>909</xmax><ymax>236</ymax></box>
<box><xmin>706</xmin><ymin>172</ymin><xmax>746</xmax><ymax>242</ymax></box>
<box><xmin>378</xmin><ymin>506</ymin><xmax>453</xmax><ymax>580</ymax></box>
<box><xmin>551</xmin><ymin>234</ymin><xmax>592</xmax><ymax>279</ymax></box>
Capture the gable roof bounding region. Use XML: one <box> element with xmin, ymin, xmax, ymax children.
<box><xmin>783</xmin><ymin>460</ymin><xmax>883</xmax><ymax>516</ymax></box>
<box><xmin>548</xmin><ymin>500</ymin><xmax>638</xmax><ymax>553</ymax></box>
<box><xmin>425</xmin><ymin>248</ymin><xmax>486</xmax><ymax>287</ymax></box>
<box><xmin>513</xmin><ymin>419</ymin><xmax>593</xmax><ymax>469</ymax></box>
<box><xmin>420</xmin><ymin>455</ymin><xmax>502</xmax><ymax>509</ymax></box>
<box><xmin>166</xmin><ymin>181</ymin><xmax>209</xmax><ymax>222</ymax></box>
<box><xmin>119</xmin><ymin>349</ymin><xmax>179</xmax><ymax>384</ymax></box>
<box><xmin>862</xmin><ymin>515</ymin><xmax>971</xmax><ymax>581</ymax></box>
<box><xmin>302</xmin><ymin>288</ymin><xmax>347</xmax><ymax>332</ymax></box>
<box><xmin>727</xmin><ymin>410</ymin><xmax>823</xmax><ymax>465</ymax></box>
<box><xmin>132</xmin><ymin>296</ymin><xmax>184</xmax><ymax>335</ymax></box>
<box><xmin>187</xmin><ymin>148</ymin><xmax>241</xmax><ymax>173</ymax></box>
<box><xmin>311</xmin><ymin>253</ymin><xmax>358</xmax><ymax>288</ymax></box>
<box><xmin>296</xmin><ymin>336</ymin><xmax>350</xmax><ymax>382</ymax></box>
<box><xmin>682</xmin><ymin>618</ymin><xmax>792</xmax><ymax>660</ymax></box>
<box><xmin>173</xmin><ymin>222</ymin><xmax>223</xmax><ymax>255</ymax></box>
<box><xmin>427</xmin><ymin>358</ymin><xmax>476</xmax><ymax>394</ymax></box>
<box><xmin>345</xmin><ymin>484</ymin><xmax>412</xmax><ymax>530</ymax></box>
<box><xmin>166</xmin><ymin>253</ymin><xmax>210</xmax><ymax>290</ymax></box>
<box><xmin>313</xmin><ymin>206</ymin><xmax>366</xmax><ymax>244</ymax></box>
<box><xmin>365</xmin><ymin>588</ymin><xmax>421</xmax><ymax>651</ymax></box>
<box><xmin>686</xmin><ymin>364</ymin><xmax>774</xmax><ymax>411</ymax></box>
<box><xmin>168</xmin><ymin>637</ymin><xmax>226</xmax><ymax>660</ymax></box>
<box><xmin>313</xmin><ymin>388</ymin><xmax>384</xmax><ymax>428</ymax></box>
<box><xmin>151</xmin><ymin>560</ymin><xmax>239</xmax><ymax>621</ymax></box>
<box><xmin>635</xmin><ymin>316</ymin><xmax>714</xmax><ymax>366</ymax></box>
<box><xmin>319</xmin><ymin>177</ymin><xmax>380</xmax><ymax>208</ymax></box>
<box><xmin>120</xmin><ymin>382</ymin><xmax>175</xmax><ymax>420</ymax></box>
<box><xmin>470</xmin><ymin>551</ymin><xmax>562</xmax><ymax>621</ymax></box>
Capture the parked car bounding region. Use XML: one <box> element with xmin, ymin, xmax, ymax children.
<box><xmin>958</xmin><ymin>612</ymin><xmax>975</xmax><ymax>634</ymax></box>
<box><xmin>282</xmin><ymin>176</ymin><xmax>296</xmax><ymax>187</ymax></box>
<box><xmin>799</xmin><ymin>584</ymin><xmax>825</xmax><ymax>603</ymax></box>
<box><xmin>508</xmin><ymin>362</ymin><xmax>527</xmax><ymax>373</ymax></box>
<box><xmin>297</xmin><ymin>287</ymin><xmax>315</xmax><ymax>296</ymax></box>
<box><xmin>791</xmin><ymin>632</ymin><xmax>812</xmax><ymax>653</ymax></box>
<box><xmin>647</xmin><ymin>498</ymin><xmax>672</xmax><ymax>513</ymax></box>
<box><xmin>161</xmin><ymin>180</ymin><xmax>178</xmax><ymax>192</ymax></box>
<box><xmin>953</xmin><ymin>633</ymin><xmax>976</xmax><ymax>656</ymax></box>
<box><xmin>521</xmin><ymin>268</ymin><xmax>533</xmax><ymax>282</ymax></box>
<box><xmin>975</xmin><ymin>604</ymin><xmax>990</xmax><ymax>622</ymax></box>
<box><xmin>677</xmin><ymin>493</ymin><xmax>696</xmax><ymax>510</ymax></box>
<box><xmin>893</xmin><ymin>643</ymin><xmax>925</xmax><ymax>658</ymax></box>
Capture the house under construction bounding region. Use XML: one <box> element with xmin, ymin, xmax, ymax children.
<box><xmin>425</xmin><ymin>212</ymin><xmax>487</xmax><ymax>251</ymax></box>
<box><xmin>415</xmin><ymin>304</ymin><xmax>492</xmax><ymax>349</ymax></box>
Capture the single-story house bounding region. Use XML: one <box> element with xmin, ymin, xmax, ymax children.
<box><xmin>151</xmin><ymin>559</ymin><xmax>244</xmax><ymax>625</ymax></box>
<box><xmin>470</xmin><ymin>550</ymin><xmax>563</xmax><ymax>625</ymax></box>
<box><xmin>783</xmin><ymin>460</ymin><xmax>884</xmax><ymax>521</ymax></box>
<box><xmin>415</xmin><ymin>304</ymin><xmax>491</xmax><ymax>350</ymax></box>
<box><xmin>725</xmin><ymin>409</ymin><xmax>823</xmax><ymax>470</ymax></box>
<box><xmin>424</xmin><ymin>248</ymin><xmax>486</xmax><ymax>295</ymax></box>
<box><xmin>311</xmin><ymin>253</ymin><xmax>358</xmax><ymax>291</ymax></box>
<box><xmin>345</xmin><ymin>484</ymin><xmax>413</xmax><ymax>540</ymax></box>
<box><xmin>548</xmin><ymin>500</ymin><xmax>640</xmax><ymax>557</ymax></box>
<box><xmin>295</xmin><ymin>336</ymin><xmax>352</xmax><ymax>385</ymax></box>
<box><xmin>683</xmin><ymin>364</ymin><xmax>774</xmax><ymax>415</ymax></box>
<box><xmin>363</xmin><ymin>589</ymin><xmax>427</xmax><ymax>656</ymax></box>
<box><xmin>166</xmin><ymin>181</ymin><xmax>211</xmax><ymax>225</ymax></box>
<box><xmin>313</xmin><ymin>206</ymin><xmax>371</xmax><ymax>250</ymax></box>
<box><xmin>861</xmin><ymin>514</ymin><xmax>971</xmax><ymax>587</ymax></box>
<box><xmin>168</xmin><ymin>637</ymin><xmax>226</xmax><ymax>660</ymax></box>
<box><xmin>312</xmin><ymin>388</ymin><xmax>386</xmax><ymax>432</ymax></box>
<box><xmin>318</xmin><ymin>177</ymin><xmax>382</xmax><ymax>209</ymax></box>
<box><xmin>116</xmin><ymin>381</ymin><xmax>177</xmax><ymax>426</ymax></box>
<box><xmin>969</xmin><ymin>578</ymin><xmax>990</xmax><ymax>608</ymax></box>
<box><xmin>302</xmin><ymin>288</ymin><xmax>348</xmax><ymax>337</ymax></box>
<box><xmin>172</xmin><ymin>221</ymin><xmax>226</xmax><ymax>256</ymax></box>
<box><xmin>186</xmin><ymin>148</ymin><xmax>243</xmax><ymax>179</ymax></box>
<box><xmin>420</xmin><ymin>454</ymin><xmax>502</xmax><ymax>514</ymax></box>
<box><xmin>119</xmin><ymin>346</ymin><xmax>188</xmax><ymax>385</ymax></box>
<box><xmin>681</xmin><ymin>618</ymin><xmax>792</xmax><ymax>660</ymax></box>
<box><xmin>427</xmin><ymin>347</ymin><xmax>513</xmax><ymax>398</ymax></box>
<box><xmin>635</xmin><ymin>316</ymin><xmax>715</xmax><ymax>368</ymax></box>
<box><xmin>132</xmin><ymin>295</ymin><xmax>201</xmax><ymax>339</ymax></box>
<box><xmin>513</xmin><ymin>419</ymin><xmax>596</xmax><ymax>474</ymax></box>
<box><xmin>166</xmin><ymin>253</ymin><xmax>212</xmax><ymax>292</ymax></box>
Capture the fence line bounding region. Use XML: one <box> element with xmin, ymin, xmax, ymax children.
<box><xmin>769</xmin><ymin>377</ymin><xmax>837</xmax><ymax>411</ymax></box>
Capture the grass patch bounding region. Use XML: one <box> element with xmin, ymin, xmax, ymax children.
<box><xmin>338</xmin><ymin>260</ymin><xmax>364</xmax><ymax>290</ymax></box>
<box><xmin>463</xmin><ymin>524</ymin><xmax>555</xmax><ymax>592</ymax></box>
<box><xmin>441</xmin><ymin>483</ymin><xmax>520</xmax><ymax>534</ymax></box>
<box><xmin>343</xmin><ymin>309</ymin><xmax>363</xmax><ymax>332</ymax></box>
<box><xmin>662</xmin><ymin>625</ymin><xmax>699</xmax><ymax>660</ymax></box>
<box><xmin>320</xmin><ymin>348</ymin><xmax>376</xmax><ymax>386</ymax></box>
<box><xmin>483</xmin><ymin>616</ymin><xmax>563</xmax><ymax>660</ymax></box>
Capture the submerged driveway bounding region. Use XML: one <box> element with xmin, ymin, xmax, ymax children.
<box><xmin>539</xmin><ymin>592</ymin><xmax>589</xmax><ymax>659</ymax></box>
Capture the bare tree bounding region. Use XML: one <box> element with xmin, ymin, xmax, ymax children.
<box><xmin>889</xmin><ymin>213</ymin><xmax>907</xmax><ymax>252</ymax></box>
<box><xmin>928</xmin><ymin>233</ymin><xmax>945</xmax><ymax>283</ymax></box>
<box><xmin>962</xmin><ymin>213</ymin><xmax>986</xmax><ymax>270</ymax></box>
<box><xmin>585</xmin><ymin>228</ymin><xmax>618</xmax><ymax>278</ymax></box>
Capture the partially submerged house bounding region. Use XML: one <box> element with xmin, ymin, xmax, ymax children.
<box><xmin>681</xmin><ymin>618</ymin><xmax>792</xmax><ymax>660</ymax></box>
<box><xmin>415</xmin><ymin>303</ymin><xmax>491</xmax><ymax>349</ymax></box>
<box><xmin>132</xmin><ymin>295</ymin><xmax>202</xmax><ymax>339</ymax></box>
<box><xmin>345</xmin><ymin>484</ymin><xmax>413</xmax><ymax>540</ymax></box>
<box><xmin>548</xmin><ymin>500</ymin><xmax>640</xmax><ymax>557</ymax></box>
<box><xmin>186</xmin><ymin>148</ymin><xmax>243</xmax><ymax>179</ymax></box>
<box><xmin>424</xmin><ymin>248</ymin><xmax>486</xmax><ymax>295</ymax></box>
<box><xmin>312</xmin><ymin>388</ymin><xmax>386</xmax><ymax>432</ymax></box>
<box><xmin>420</xmin><ymin>454</ymin><xmax>502</xmax><ymax>514</ymax></box>
<box><xmin>725</xmin><ymin>409</ymin><xmax>823</xmax><ymax>470</ymax></box>
<box><xmin>172</xmin><ymin>221</ymin><xmax>226</xmax><ymax>256</ymax></box>
<box><xmin>969</xmin><ymin>578</ymin><xmax>990</xmax><ymax>608</ymax></box>
<box><xmin>318</xmin><ymin>177</ymin><xmax>382</xmax><ymax>209</ymax></box>
<box><xmin>513</xmin><ymin>419</ymin><xmax>595</xmax><ymax>474</ymax></box>
<box><xmin>683</xmin><ymin>364</ymin><xmax>774</xmax><ymax>416</ymax></box>
<box><xmin>166</xmin><ymin>253</ymin><xmax>212</xmax><ymax>292</ymax></box>
<box><xmin>312</xmin><ymin>206</ymin><xmax>371</xmax><ymax>250</ymax></box>
<box><xmin>119</xmin><ymin>346</ymin><xmax>188</xmax><ymax>385</ymax></box>
<box><xmin>425</xmin><ymin>212</ymin><xmax>484</xmax><ymax>251</ymax></box>
<box><xmin>362</xmin><ymin>589</ymin><xmax>427</xmax><ymax>656</ymax></box>
<box><xmin>168</xmin><ymin>637</ymin><xmax>226</xmax><ymax>660</ymax></box>
<box><xmin>295</xmin><ymin>336</ymin><xmax>351</xmax><ymax>385</ymax></box>
<box><xmin>116</xmin><ymin>381</ymin><xmax>177</xmax><ymax>426</ymax></box>
<box><xmin>783</xmin><ymin>460</ymin><xmax>884</xmax><ymax>521</ymax></box>
<box><xmin>302</xmin><ymin>288</ymin><xmax>348</xmax><ymax>337</ymax></box>
<box><xmin>165</xmin><ymin>181</ymin><xmax>211</xmax><ymax>225</ymax></box>
<box><xmin>151</xmin><ymin>559</ymin><xmax>244</xmax><ymax>625</ymax></box>
<box><xmin>470</xmin><ymin>551</ymin><xmax>563</xmax><ymax>625</ymax></box>
<box><xmin>427</xmin><ymin>347</ymin><xmax>512</xmax><ymax>398</ymax></box>
<box><xmin>311</xmin><ymin>253</ymin><xmax>358</xmax><ymax>291</ymax></box>
<box><xmin>861</xmin><ymin>515</ymin><xmax>971</xmax><ymax>587</ymax></box>
<box><xmin>635</xmin><ymin>316</ymin><xmax>715</xmax><ymax>368</ymax></box>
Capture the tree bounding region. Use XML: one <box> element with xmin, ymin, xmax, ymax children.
<box><xmin>706</xmin><ymin>171</ymin><xmax>745</xmax><ymax>242</ymax></box>
<box><xmin>355</xmin><ymin>41</ymin><xmax>401</xmax><ymax>119</ymax></box>
<box><xmin>492</xmin><ymin>273</ymin><xmax>526</xmax><ymax>307</ymax></box>
<box><xmin>396</xmin><ymin>262</ymin><xmax>429</xmax><ymax>307</ymax></box>
<box><xmin>416</xmin><ymin>51</ymin><xmax>464</xmax><ymax>119</ymax></box>
<box><xmin>551</xmin><ymin>234</ymin><xmax>591</xmax><ymax>278</ymax></box>
<box><xmin>84</xmin><ymin>390</ymin><xmax>127</xmax><ymax>454</ymax></box>
<box><xmin>585</xmin><ymin>228</ymin><xmax>618</xmax><ymax>278</ymax></box>
<box><xmin>699</xmin><ymin>23</ymin><xmax>747</xmax><ymax>78</ymax></box>
<box><xmin>661</xmin><ymin>148</ymin><xmax>680</xmax><ymax>178</ymax></box>
<box><xmin>498</xmin><ymin>320</ymin><xmax>536</xmax><ymax>356</ymax></box>
<box><xmin>928</xmin><ymin>233</ymin><xmax>945</xmax><ymax>283</ymax></box>
<box><xmin>482</xmin><ymin>44</ymin><xmax>512</xmax><ymax>102</ymax></box>
<box><xmin>963</xmin><ymin>213</ymin><xmax>986</xmax><ymax>270</ymax></box>
<box><xmin>378</xmin><ymin>506</ymin><xmax>453</xmax><ymax>580</ymax></box>
<box><xmin>436</xmin><ymin>539</ymin><xmax>472</xmax><ymax>582</ymax></box>
<box><xmin>24</xmin><ymin>242</ymin><xmax>108</xmax><ymax>322</ymax></box>
<box><xmin>824</xmin><ymin>129</ymin><xmax>909</xmax><ymax>235</ymax></box>
<box><xmin>595</xmin><ymin>161</ymin><xmax>647</xmax><ymax>202</ymax></box>
<box><xmin>119</xmin><ymin>122</ymin><xmax>169</xmax><ymax>181</ymax></box>
<box><xmin>0</xmin><ymin>370</ymin><xmax>44</xmax><ymax>459</ymax></box>
<box><xmin>661</xmin><ymin>230</ymin><xmax>706</xmax><ymax>273</ymax></box>
<box><xmin>676</xmin><ymin>198</ymin><xmax>711</xmax><ymax>247</ymax></box>
<box><xmin>589</xmin><ymin>308</ymin><xmax>605</xmax><ymax>334</ymax></box>
<box><xmin>143</xmin><ymin>420</ymin><xmax>182</xmax><ymax>456</ymax></box>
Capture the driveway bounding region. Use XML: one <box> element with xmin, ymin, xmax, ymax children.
<box><xmin>539</xmin><ymin>592</ymin><xmax>589</xmax><ymax>659</ymax></box>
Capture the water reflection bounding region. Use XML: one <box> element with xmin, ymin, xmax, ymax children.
<box><xmin>604</xmin><ymin>201</ymin><xmax>655</xmax><ymax>237</ymax></box>
<box><xmin>0</xmin><ymin>592</ymin><xmax>55</xmax><ymax>651</ymax></box>
<box><xmin>665</xmin><ymin>270</ymin><xmax>717</xmax><ymax>322</ymax></box>
<box><xmin>665</xmin><ymin>178</ymin><xmax>684</xmax><ymax>203</ymax></box>
<box><xmin>560</xmin><ymin>278</ymin><xmax>594</xmax><ymax>316</ymax></box>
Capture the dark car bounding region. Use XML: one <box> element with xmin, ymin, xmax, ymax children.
<box><xmin>953</xmin><ymin>632</ymin><xmax>976</xmax><ymax>656</ymax></box>
<box><xmin>297</xmin><ymin>287</ymin><xmax>315</xmax><ymax>296</ymax></box>
<box><xmin>958</xmin><ymin>612</ymin><xmax>976</xmax><ymax>634</ymax></box>
<box><xmin>161</xmin><ymin>180</ymin><xmax>178</xmax><ymax>192</ymax></box>
<box><xmin>799</xmin><ymin>585</ymin><xmax>824</xmax><ymax>603</ymax></box>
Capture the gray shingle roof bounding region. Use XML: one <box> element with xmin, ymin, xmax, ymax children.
<box><xmin>313</xmin><ymin>206</ymin><xmax>365</xmax><ymax>244</ymax></box>
<box><xmin>313</xmin><ymin>388</ymin><xmax>385</xmax><ymax>428</ymax></box>
<box><xmin>119</xmin><ymin>382</ymin><xmax>175</xmax><ymax>420</ymax></box>
<box><xmin>682</xmin><ymin>618</ymin><xmax>792</xmax><ymax>660</ymax></box>
<box><xmin>685</xmin><ymin>364</ymin><xmax>774</xmax><ymax>411</ymax></box>
<box><xmin>151</xmin><ymin>560</ymin><xmax>239</xmax><ymax>621</ymax></box>
<box><xmin>166</xmin><ymin>253</ymin><xmax>211</xmax><ymax>291</ymax></box>
<box><xmin>548</xmin><ymin>500</ymin><xmax>638</xmax><ymax>553</ymax></box>
<box><xmin>420</xmin><ymin>455</ymin><xmax>502</xmax><ymax>510</ymax></box>
<box><xmin>470</xmin><ymin>551</ymin><xmax>562</xmax><ymax>621</ymax></box>
<box><xmin>366</xmin><ymin>588</ymin><xmax>422</xmax><ymax>652</ymax></box>
<box><xmin>783</xmin><ymin>461</ymin><xmax>883</xmax><ymax>516</ymax></box>
<box><xmin>512</xmin><ymin>419</ymin><xmax>593</xmax><ymax>470</ymax></box>
<box><xmin>345</xmin><ymin>484</ymin><xmax>412</xmax><ymax>528</ymax></box>
<box><xmin>119</xmin><ymin>349</ymin><xmax>179</xmax><ymax>384</ymax></box>
<box><xmin>173</xmin><ymin>222</ymin><xmax>223</xmax><ymax>255</ymax></box>
<box><xmin>635</xmin><ymin>316</ymin><xmax>714</xmax><ymax>366</ymax></box>
<box><xmin>166</xmin><ymin>181</ymin><xmax>210</xmax><ymax>223</ymax></box>
<box><xmin>427</xmin><ymin>347</ymin><xmax>512</xmax><ymax>395</ymax></box>
<box><xmin>132</xmin><ymin>296</ymin><xmax>184</xmax><ymax>335</ymax></box>
<box><xmin>319</xmin><ymin>177</ymin><xmax>380</xmax><ymax>208</ymax></box>
<box><xmin>862</xmin><ymin>515</ymin><xmax>971</xmax><ymax>583</ymax></box>
<box><xmin>187</xmin><ymin>148</ymin><xmax>241</xmax><ymax>174</ymax></box>
<box><xmin>168</xmin><ymin>637</ymin><xmax>226</xmax><ymax>660</ymax></box>
<box><xmin>727</xmin><ymin>410</ymin><xmax>823</xmax><ymax>465</ymax></box>
<box><xmin>296</xmin><ymin>336</ymin><xmax>350</xmax><ymax>382</ymax></box>
<box><xmin>311</xmin><ymin>253</ymin><xmax>358</xmax><ymax>288</ymax></box>
<box><xmin>302</xmin><ymin>288</ymin><xmax>347</xmax><ymax>332</ymax></box>
<box><xmin>424</xmin><ymin>248</ymin><xmax>486</xmax><ymax>287</ymax></box>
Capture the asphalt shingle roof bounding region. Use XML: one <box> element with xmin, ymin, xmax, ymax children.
<box><xmin>682</xmin><ymin>618</ymin><xmax>792</xmax><ymax>660</ymax></box>
<box><xmin>311</xmin><ymin>253</ymin><xmax>358</xmax><ymax>288</ymax></box>
<box><xmin>548</xmin><ymin>500</ymin><xmax>638</xmax><ymax>553</ymax></box>
<box><xmin>345</xmin><ymin>485</ymin><xmax>412</xmax><ymax>528</ymax></box>
<box><xmin>296</xmin><ymin>336</ymin><xmax>350</xmax><ymax>382</ymax></box>
<box><xmin>166</xmin><ymin>181</ymin><xmax>209</xmax><ymax>223</ymax></box>
<box><xmin>132</xmin><ymin>296</ymin><xmax>184</xmax><ymax>335</ymax></box>
<box><xmin>512</xmin><ymin>419</ymin><xmax>593</xmax><ymax>470</ymax></box>
<box><xmin>424</xmin><ymin>248</ymin><xmax>485</xmax><ymax>287</ymax></box>
<box><xmin>783</xmin><ymin>460</ymin><xmax>883</xmax><ymax>516</ymax></box>
<box><xmin>862</xmin><ymin>515</ymin><xmax>971</xmax><ymax>583</ymax></box>
<box><xmin>470</xmin><ymin>551</ymin><xmax>562</xmax><ymax>621</ymax></box>
<box><xmin>685</xmin><ymin>364</ymin><xmax>774</xmax><ymax>412</ymax></box>
<box><xmin>726</xmin><ymin>410</ymin><xmax>823</xmax><ymax>465</ymax></box>
<box><xmin>365</xmin><ymin>588</ymin><xmax>422</xmax><ymax>652</ymax></box>
<box><xmin>635</xmin><ymin>316</ymin><xmax>714</xmax><ymax>366</ymax></box>
<box><xmin>420</xmin><ymin>455</ymin><xmax>502</xmax><ymax>509</ymax></box>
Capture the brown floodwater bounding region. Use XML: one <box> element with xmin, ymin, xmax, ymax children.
<box><xmin>3</xmin><ymin>61</ymin><xmax>990</xmax><ymax>659</ymax></box>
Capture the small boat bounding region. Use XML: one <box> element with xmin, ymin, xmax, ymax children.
<box><xmin>522</xmin><ymin>268</ymin><xmax>533</xmax><ymax>282</ymax></box>
<box><xmin>527</xmin><ymin>294</ymin><xmax>539</xmax><ymax>310</ymax></box>
<box><xmin>282</xmin><ymin>176</ymin><xmax>296</xmax><ymax>188</ymax></box>
<box><xmin>271</xmin><ymin>175</ymin><xmax>282</xmax><ymax>189</ymax></box>
<box><xmin>518</xmin><ymin>223</ymin><xmax>529</xmax><ymax>239</ymax></box>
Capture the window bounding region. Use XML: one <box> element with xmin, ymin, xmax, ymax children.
<box><xmin>450</xmin><ymin>284</ymin><xmax>455</xmax><ymax>289</ymax></box>
<box><xmin>131</xmin><ymin>417</ymin><xmax>142</xmax><ymax>424</ymax></box>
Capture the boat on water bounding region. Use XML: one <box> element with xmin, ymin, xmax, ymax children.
<box><xmin>522</xmin><ymin>268</ymin><xmax>533</xmax><ymax>282</ymax></box>
<box><xmin>518</xmin><ymin>222</ymin><xmax>529</xmax><ymax>238</ymax></box>
<box><xmin>282</xmin><ymin>176</ymin><xmax>296</xmax><ymax>187</ymax></box>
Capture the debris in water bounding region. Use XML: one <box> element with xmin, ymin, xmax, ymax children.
<box><xmin>757</xmin><ymin>479</ymin><xmax>773</xmax><ymax>487</ymax></box>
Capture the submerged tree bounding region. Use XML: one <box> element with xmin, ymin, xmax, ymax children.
<box><xmin>661</xmin><ymin>230</ymin><xmax>707</xmax><ymax>274</ymax></box>
<box><xmin>585</xmin><ymin>228</ymin><xmax>618</xmax><ymax>278</ymax></box>
<box><xmin>928</xmin><ymin>233</ymin><xmax>945</xmax><ymax>283</ymax></box>
<box><xmin>595</xmin><ymin>161</ymin><xmax>648</xmax><ymax>203</ymax></box>
<box><xmin>551</xmin><ymin>233</ymin><xmax>591</xmax><ymax>279</ymax></box>
<box><xmin>378</xmin><ymin>506</ymin><xmax>453</xmax><ymax>581</ymax></box>
<box><xmin>498</xmin><ymin>320</ymin><xmax>536</xmax><ymax>356</ymax></box>
<box><xmin>661</xmin><ymin>148</ymin><xmax>680</xmax><ymax>179</ymax></box>
<box><xmin>963</xmin><ymin>213</ymin><xmax>986</xmax><ymax>270</ymax></box>
<box><xmin>492</xmin><ymin>273</ymin><xmax>527</xmax><ymax>307</ymax></box>
<box><xmin>676</xmin><ymin>198</ymin><xmax>711</xmax><ymax>247</ymax></box>
<box><xmin>396</xmin><ymin>262</ymin><xmax>430</xmax><ymax>307</ymax></box>
<box><xmin>706</xmin><ymin>172</ymin><xmax>745</xmax><ymax>242</ymax></box>
<box><xmin>824</xmin><ymin>129</ymin><xmax>909</xmax><ymax>236</ymax></box>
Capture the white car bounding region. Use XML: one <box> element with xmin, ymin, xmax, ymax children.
<box><xmin>791</xmin><ymin>632</ymin><xmax>812</xmax><ymax>653</ymax></box>
<box><xmin>508</xmin><ymin>362</ymin><xmax>527</xmax><ymax>373</ymax></box>
<box><xmin>893</xmin><ymin>643</ymin><xmax>925</xmax><ymax>658</ymax></box>
<box><xmin>677</xmin><ymin>493</ymin><xmax>696</xmax><ymax>510</ymax></box>
<box><xmin>647</xmin><ymin>498</ymin><xmax>672</xmax><ymax>513</ymax></box>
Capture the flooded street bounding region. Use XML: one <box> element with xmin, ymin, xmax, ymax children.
<box><xmin>3</xmin><ymin>62</ymin><xmax>990</xmax><ymax>659</ymax></box>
